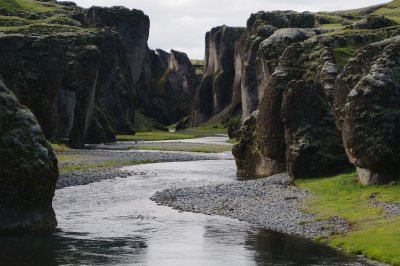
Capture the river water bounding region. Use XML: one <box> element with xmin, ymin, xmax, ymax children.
<box><xmin>0</xmin><ymin>137</ymin><xmax>376</xmax><ymax>265</ymax></box>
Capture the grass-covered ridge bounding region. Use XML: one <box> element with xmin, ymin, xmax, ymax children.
<box><xmin>296</xmin><ymin>172</ymin><xmax>400</xmax><ymax>265</ymax></box>
<box><xmin>118</xmin><ymin>123</ymin><xmax>227</xmax><ymax>141</ymax></box>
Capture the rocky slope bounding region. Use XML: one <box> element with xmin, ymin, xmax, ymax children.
<box><xmin>226</xmin><ymin>3</ymin><xmax>400</xmax><ymax>184</ymax></box>
<box><xmin>0</xmin><ymin>81</ymin><xmax>58</xmax><ymax>232</ymax></box>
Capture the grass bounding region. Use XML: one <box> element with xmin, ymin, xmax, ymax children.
<box><xmin>190</xmin><ymin>59</ymin><xmax>204</xmax><ymax>65</ymax></box>
<box><xmin>0</xmin><ymin>0</ymin><xmax>56</xmax><ymax>14</ymax></box>
<box><xmin>296</xmin><ymin>172</ymin><xmax>400</xmax><ymax>265</ymax></box>
<box><xmin>56</xmin><ymin>154</ymin><xmax>84</xmax><ymax>162</ymax></box>
<box><xmin>59</xmin><ymin>159</ymin><xmax>153</xmax><ymax>173</ymax></box>
<box><xmin>52</xmin><ymin>143</ymin><xmax>71</xmax><ymax>152</ymax></box>
<box><xmin>130</xmin><ymin>144</ymin><xmax>231</xmax><ymax>153</ymax></box>
<box><xmin>118</xmin><ymin>124</ymin><xmax>227</xmax><ymax>141</ymax></box>
<box><xmin>333</xmin><ymin>46</ymin><xmax>361</xmax><ymax>70</ymax></box>
<box><xmin>117</xmin><ymin>132</ymin><xmax>197</xmax><ymax>141</ymax></box>
<box><xmin>226</xmin><ymin>138</ymin><xmax>237</xmax><ymax>144</ymax></box>
<box><xmin>320</xmin><ymin>23</ymin><xmax>345</xmax><ymax>29</ymax></box>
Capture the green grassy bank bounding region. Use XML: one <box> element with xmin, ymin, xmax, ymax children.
<box><xmin>117</xmin><ymin>124</ymin><xmax>227</xmax><ymax>141</ymax></box>
<box><xmin>297</xmin><ymin>172</ymin><xmax>400</xmax><ymax>265</ymax></box>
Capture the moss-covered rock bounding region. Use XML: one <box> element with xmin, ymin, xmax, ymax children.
<box><xmin>351</xmin><ymin>15</ymin><xmax>396</xmax><ymax>29</ymax></box>
<box><xmin>338</xmin><ymin>36</ymin><xmax>400</xmax><ymax>184</ymax></box>
<box><xmin>190</xmin><ymin>25</ymin><xmax>246</xmax><ymax>126</ymax></box>
<box><xmin>282</xmin><ymin>80</ymin><xmax>351</xmax><ymax>179</ymax></box>
<box><xmin>0</xmin><ymin>81</ymin><xmax>58</xmax><ymax>232</ymax></box>
<box><xmin>137</xmin><ymin>48</ymin><xmax>199</xmax><ymax>126</ymax></box>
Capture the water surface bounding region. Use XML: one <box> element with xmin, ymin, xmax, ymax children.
<box><xmin>0</xmin><ymin>137</ymin><xmax>377</xmax><ymax>265</ymax></box>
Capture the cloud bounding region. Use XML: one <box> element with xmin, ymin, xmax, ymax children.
<box><xmin>73</xmin><ymin>0</ymin><xmax>389</xmax><ymax>58</ymax></box>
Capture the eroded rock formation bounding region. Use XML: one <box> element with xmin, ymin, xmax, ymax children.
<box><xmin>138</xmin><ymin>49</ymin><xmax>199</xmax><ymax>125</ymax></box>
<box><xmin>232</xmin><ymin>9</ymin><xmax>400</xmax><ymax>181</ymax></box>
<box><xmin>190</xmin><ymin>25</ymin><xmax>245</xmax><ymax>126</ymax></box>
<box><xmin>0</xmin><ymin>82</ymin><xmax>58</xmax><ymax>232</ymax></box>
<box><xmin>335</xmin><ymin>36</ymin><xmax>400</xmax><ymax>184</ymax></box>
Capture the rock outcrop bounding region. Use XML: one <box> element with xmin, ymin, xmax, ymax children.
<box><xmin>351</xmin><ymin>15</ymin><xmax>396</xmax><ymax>30</ymax></box>
<box><xmin>231</xmin><ymin>2</ymin><xmax>400</xmax><ymax>182</ymax></box>
<box><xmin>233</xmin><ymin>27</ymin><xmax>388</xmax><ymax>179</ymax></box>
<box><xmin>0</xmin><ymin>3</ymin><xmax>155</xmax><ymax>147</ymax></box>
<box><xmin>85</xmin><ymin>6</ymin><xmax>150</xmax><ymax>84</ymax></box>
<box><xmin>282</xmin><ymin>81</ymin><xmax>350</xmax><ymax>178</ymax></box>
<box><xmin>0</xmin><ymin>82</ymin><xmax>58</xmax><ymax>232</ymax></box>
<box><xmin>335</xmin><ymin>36</ymin><xmax>400</xmax><ymax>184</ymax></box>
<box><xmin>190</xmin><ymin>25</ymin><xmax>245</xmax><ymax>126</ymax></box>
<box><xmin>0</xmin><ymin>29</ymin><xmax>135</xmax><ymax>147</ymax></box>
<box><xmin>138</xmin><ymin>49</ymin><xmax>199</xmax><ymax>125</ymax></box>
<box><xmin>240</xmin><ymin>11</ymin><xmax>320</xmax><ymax>122</ymax></box>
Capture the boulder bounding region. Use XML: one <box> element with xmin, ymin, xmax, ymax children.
<box><xmin>351</xmin><ymin>15</ymin><xmax>396</xmax><ymax>30</ymax></box>
<box><xmin>339</xmin><ymin>36</ymin><xmax>400</xmax><ymax>184</ymax></box>
<box><xmin>0</xmin><ymin>82</ymin><xmax>58</xmax><ymax>232</ymax></box>
<box><xmin>282</xmin><ymin>80</ymin><xmax>351</xmax><ymax>179</ymax></box>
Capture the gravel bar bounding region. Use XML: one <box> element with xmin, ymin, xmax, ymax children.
<box><xmin>58</xmin><ymin>149</ymin><xmax>228</xmax><ymax>189</ymax></box>
<box><xmin>151</xmin><ymin>173</ymin><xmax>348</xmax><ymax>239</ymax></box>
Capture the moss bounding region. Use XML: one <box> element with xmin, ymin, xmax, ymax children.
<box><xmin>297</xmin><ymin>172</ymin><xmax>400</xmax><ymax>265</ymax></box>
<box><xmin>333</xmin><ymin>46</ymin><xmax>360</xmax><ymax>70</ymax></box>
<box><xmin>0</xmin><ymin>0</ymin><xmax>56</xmax><ymax>14</ymax></box>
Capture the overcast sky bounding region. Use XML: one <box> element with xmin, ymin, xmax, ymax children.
<box><xmin>73</xmin><ymin>0</ymin><xmax>389</xmax><ymax>59</ymax></box>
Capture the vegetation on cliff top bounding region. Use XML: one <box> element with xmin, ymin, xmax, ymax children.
<box><xmin>297</xmin><ymin>173</ymin><xmax>400</xmax><ymax>265</ymax></box>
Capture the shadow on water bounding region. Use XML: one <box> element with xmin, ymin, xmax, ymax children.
<box><xmin>245</xmin><ymin>229</ymin><xmax>372</xmax><ymax>265</ymax></box>
<box><xmin>0</xmin><ymin>231</ymin><xmax>147</xmax><ymax>266</ymax></box>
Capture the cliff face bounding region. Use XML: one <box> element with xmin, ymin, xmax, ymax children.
<box><xmin>85</xmin><ymin>6</ymin><xmax>150</xmax><ymax>84</ymax></box>
<box><xmin>190</xmin><ymin>25</ymin><xmax>245</xmax><ymax>126</ymax></box>
<box><xmin>232</xmin><ymin>6</ymin><xmax>400</xmax><ymax>182</ymax></box>
<box><xmin>0</xmin><ymin>29</ymin><xmax>135</xmax><ymax>147</ymax></box>
<box><xmin>0</xmin><ymin>82</ymin><xmax>58</xmax><ymax>232</ymax></box>
<box><xmin>241</xmin><ymin>11</ymin><xmax>320</xmax><ymax>121</ymax></box>
<box><xmin>137</xmin><ymin>48</ymin><xmax>199</xmax><ymax>125</ymax></box>
<box><xmin>335</xmin><ymin>36</ymin><xmax>400</xmax><ymax>184</ymax></box>
<box><xmin>0</xmin><ymin>2</ymin><xmax>150</xmax><ymax>147</ymax></box>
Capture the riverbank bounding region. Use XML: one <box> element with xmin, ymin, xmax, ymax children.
<box><xmin>152</xmin><ymin>170</ymin><xmax>400</xmax><ymax>265</ymax></box>
<box><xmin>53</xmin><ymin>135</ymin><xmax>382</xmax><ymax>265</ymax></box>
<box><xmin>57</xmin><ymin>143</ymin><xmax>227</xmax><ymax>189</ymax></box>
<box><xmin>151</xmin><ymin>173</ymin><xmax>348</xmax><ymax>239</ymax></box>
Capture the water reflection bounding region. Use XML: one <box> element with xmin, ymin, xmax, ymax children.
<box><xmin>0</xmin><ymin>159</ymin><xmax>377</xmax><ymax>265</ymax></box>
<box><xmin>246</xmin><ymin>229</ymin><xmax>372</xmax><ymax>265</ymax></box>
<box><xmin>0</xmin><ymin>232</ymin><xmax>147</xmax><ymax>265</ymax></box>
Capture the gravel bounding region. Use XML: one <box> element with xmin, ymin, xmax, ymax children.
<box><xmin>371</xmin><ymin>201</ymin><xmax>400</xmax><ymax>216</ymax></box>
<box><xmin>58</xmin><ymin>148</ymin><xmax>227</xmax><ymax>189</ymax></box>
<box><xmin>151</xmin><ymin>173</ymin><xmax>349</xmax><ymax>239</ymax></box>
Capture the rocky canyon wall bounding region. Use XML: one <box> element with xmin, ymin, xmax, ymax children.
<box><xmin>231</xmin><ymin>9</ymin><xmax>400</xmax><ymax>184</ymax></box>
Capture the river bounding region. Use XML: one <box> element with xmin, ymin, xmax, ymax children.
<box><xmin>0</xmin><ymin>136</ymin><xmax>377</xmax><ymax>265</ymax></box>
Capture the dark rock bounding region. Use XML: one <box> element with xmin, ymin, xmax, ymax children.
<box><xmin>190</xmin><ymin>25</ymin><xmax>246</xmax><ymax>126</ymax></box>
<box><xmin>176</xmin><ymin>116</ymin><xmax>189</xmax><ymax>131</ymax></box>
<box><xmin>85</xmin><ymin>6</ymin><xmax>150</xmax><ymax>84</ymax></box>
<box><xmin>339</xmin><ymin>36</ymin><xmax>400</xmax><ymax>184</ymax></box>
<box><xmin>282</xmin><ymin>80</ymin><xmax>351</xmax><ymax>179</ymax></box>
<box><xmin>233</xmin><ymin>111</ymin><xmax>263</xmax><ymax>177</ymax></box>
<box><xmin>137</xmin><ymin>48</ymin><xmax>198</xmax><ymax>126</ymax></box>
<box><xmin>0</xmin><ymin>30</ymin><xmax>135</xmax><ymax>147</ymax></box>
<box><xmin>247</xmin><ymin>11</ymin><xmax>315</xmax><ymax>29</ymax></box>
<box><xmin>351</xmin><ymin>15</ymin><xmax>396</xmax><ymax>30</ymax></box>
<box><xmin>0</xmin><ymin>82</ymin><xmax>58</xmax><ymax>232</ymax></box>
